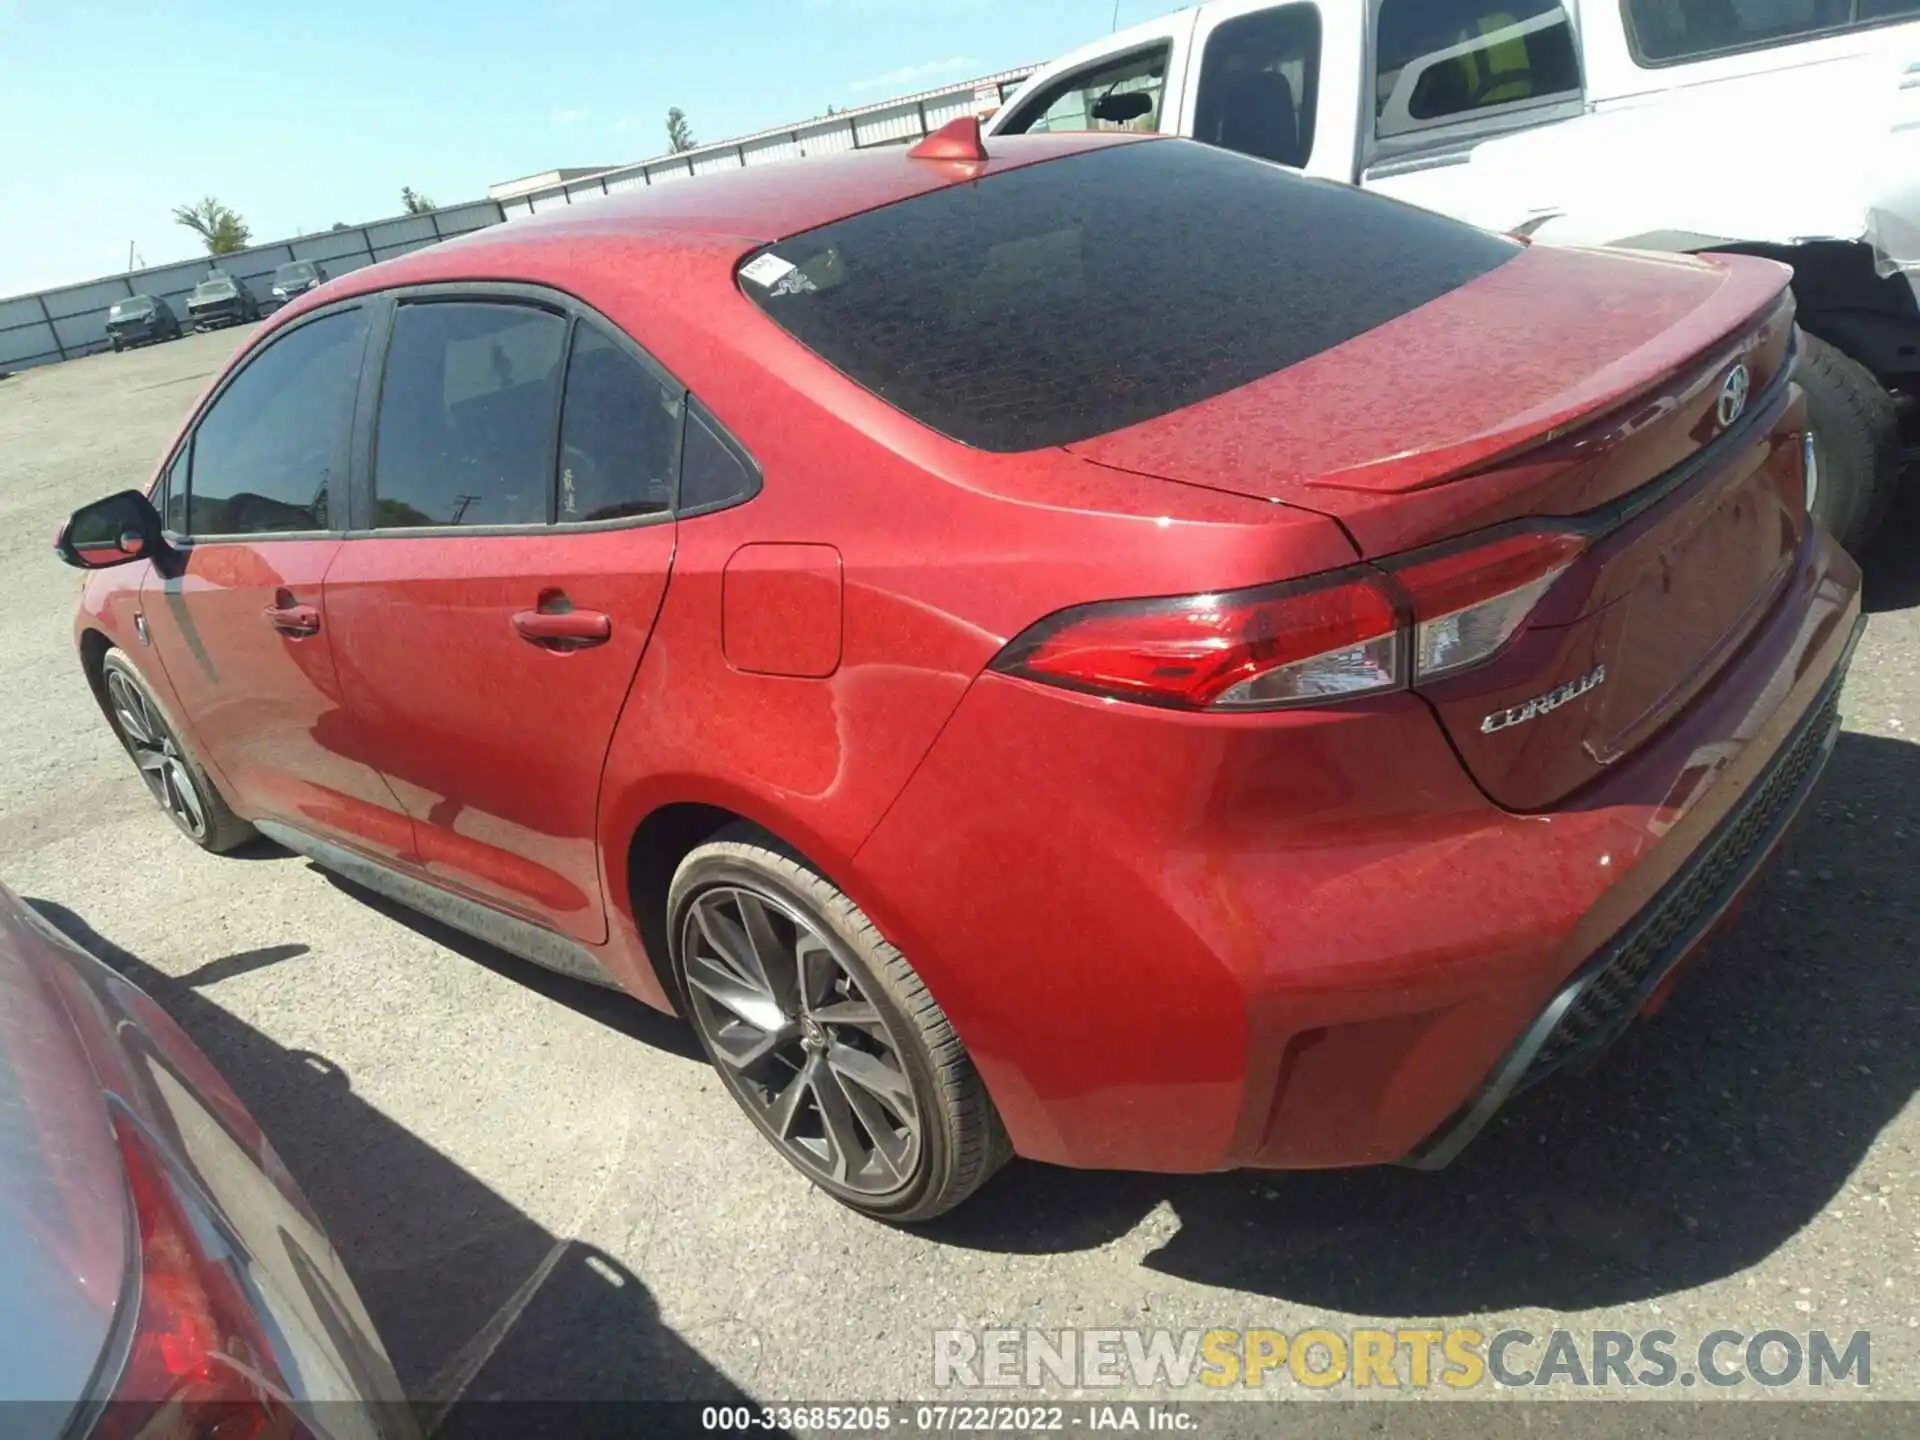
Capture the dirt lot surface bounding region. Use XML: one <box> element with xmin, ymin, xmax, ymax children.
<box><xmin>3</xmin><ymin>328</ymin><xmax>1917</xmax><ymax>1432</ymax></box>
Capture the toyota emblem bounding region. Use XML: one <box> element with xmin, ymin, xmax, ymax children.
<box><xmin>1717</xmin><ymin>364</ymin><xmax>1751</xmax><ymax>430</ymax></box>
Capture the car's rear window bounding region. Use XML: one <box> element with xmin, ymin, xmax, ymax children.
<box><xmin>276</xmin><ymin>262</ymin><xmax>316</xmax><ymax>282</ymax></box>
<box><xmin>740</xmin><ymin>140</ymin><xmax>1520</xmax><ymax>452</ymax></box>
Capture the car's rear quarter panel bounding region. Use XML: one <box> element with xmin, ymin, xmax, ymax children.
<box><xmin>850</xmin><ymin>525</ymin><xmax>1860</xmax><ymax>1173</ymax></box>
<box><xmin>577</xmin><ymin>256</ymin><xmax>1360</xmax><ymax>1000</ymax></box>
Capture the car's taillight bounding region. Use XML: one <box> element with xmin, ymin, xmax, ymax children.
<box><xmin>92</xmin><ymin>1111</ymin><xmax>307</xmax><ymax>1440</ymax></box>
<box><xmin>990</xmin><ymin>528</ymin><xmax>1585</xmax><ymax>712</ymax></box>
<box><xmin>1386</xmin><ymin>528</ymin><xmax>1585</xmax><ymax>681</ymax></box>
<box><xmin>991</xmin><ymin>570</ymin><xmax>1403</xmax><ymax>711</ymax></box>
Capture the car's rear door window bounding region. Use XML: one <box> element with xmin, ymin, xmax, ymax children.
<box><xmin>556</xmin><ymin>321</ymin><xmax>682</xmax><ymax>523</ymax></box>
<box><xmin>184</xmin><ymin>308</ymin><xmax>367</xmax><ymax>535</ymax></box>
<box><xmin>372</xmin><ymin>301</ymin><xmax>567</xmax><ymax>528</ymax></box>
<box><xmin>679</xmin><ymin>402</ymin><xmax>761</xmax><ymax>514</ymax></box>
<box><xmin>741</xmin><ymin>140</ymin><xmax>1518</xmax><ymax>452</ymax></box>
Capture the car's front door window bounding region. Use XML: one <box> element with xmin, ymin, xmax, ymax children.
<box><xmin>183</xmin><ymin>308</ymin><xmax>366</xmax><ymax>536</ymax></box>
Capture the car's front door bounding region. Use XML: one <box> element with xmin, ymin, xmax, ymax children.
<box><xmin>323</xmin><ymin>294</ymin><xmax>681</xmax><ymax>944</ymax></box>
<box><xmin>139</xmin><ymin>303</ymin><xmax>418</xmax><ymax>863</ymax></box>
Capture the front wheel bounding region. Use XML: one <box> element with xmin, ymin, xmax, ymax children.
<box><xmin>99</xmin><ymin>649</ymin><xmax>255</xmax><ymax>853</ymax></box>
<box><xmin>1798</xmin><ymin>332</ymin><xmax>1902</xmax><ymax>552</ymax></box>
<box><xmin>668</xmin><ymin>826</ymin><xmax>1008</xmax><ymax>1222</ymax></box>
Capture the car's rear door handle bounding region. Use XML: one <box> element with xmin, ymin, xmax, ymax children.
<box><xmin>264</xmin><ymin>602</ymin><xmax>321</xmax><ymax>637</ymax></box>
<box><xmin>511</xmin><ymin>608</ymin><xmax>612</xmax><ymax>649</ymax></box>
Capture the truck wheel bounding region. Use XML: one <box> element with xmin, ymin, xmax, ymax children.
<box><xmin>1799</xmin><ymin>332</ymin><xmax>1902</xmax><ymax>552</ymax></box>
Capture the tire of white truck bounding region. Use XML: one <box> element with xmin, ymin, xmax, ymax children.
<box><xmin>1795</xmin><ymin>331</ymin><xmax>1903</xmax><ymax>554</ymax></box>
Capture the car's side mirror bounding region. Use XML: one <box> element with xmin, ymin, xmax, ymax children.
<box><xmin>56</xmin><ymin>490</ymin><xmax>166</xmax><ymax>570</ymax></box>
<box><xmin>1091</xmin><ymin>91</ymin><xmax>1154</xmax><ymax>124</ymax></box>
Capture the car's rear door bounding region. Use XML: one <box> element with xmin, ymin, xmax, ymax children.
<box><xmin>322</xmin><ymin>290</ymin><xmax>681</xmax><ymax>944</ymax></box>
<box><xmin>138</xmin><ymin>302</ymin><xmax>419</xmax><ymax>863</ymax></box>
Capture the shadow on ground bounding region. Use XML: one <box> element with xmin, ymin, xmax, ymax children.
<box><xmin>27</xmin><ymin>900</ymin><xmax>761</xmax><ymax>1430</ymax></box>
<box><xmin>37</xmin><ymin>725</ymin><xmax>1917</xmax><ymax>1344</ymax></box>
<box><xmin>922</xmin><ymin>729</ymin><xmax>1920</xmax><ymax>1315</ymax></box>
<box><xmin>312</xmin><ymin>867</ymin><xmax>705</xmax><ymax>1060</ymax></box>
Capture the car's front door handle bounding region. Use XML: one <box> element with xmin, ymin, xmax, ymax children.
<box><xmin>511</xmin><ymin>608</ymin><xmax>612</xmax><ymax>649</ymax></box>
<box><xmin>264</xmin><ymin>602</ymin><xmax>321</xmax><ymax>638</ymax></box>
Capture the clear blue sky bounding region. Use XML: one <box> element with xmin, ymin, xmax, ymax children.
<box><xmin>0</xmin><ymin>0</ymin><xmax>1142</xmax><ymax>297</ymax></box>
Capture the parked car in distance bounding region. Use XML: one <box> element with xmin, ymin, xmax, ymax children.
<box><xmin>989</xmin><ymin>0</ymin><xmax>1920</xmax><ymax>552</ymax></box>
<box><xmin>59</xmin><ymin>128</ymin><xmax>1862</xmax><ymax>1221</ymax></box>
<box><xmin>104</xmin><ymin>293</ymin><xmax>181</xmax><ymax>351</ymax></box>
<box><xmin>185</xmin><ymin>269</ymin><xmax>261</xmax><ymax>330</ymax></box>
<box><xmin>0</xmin><ymin>880</ymin><xmax>415</xmax><ymax>1438</ymax></box>
<box><xmin>273</xmin><ymin>259</ymin><xmax>329</xmax><ymax>305</ymax></box>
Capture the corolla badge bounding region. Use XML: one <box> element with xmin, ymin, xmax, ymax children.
<box><xmin>1481</xmin><ymin>665</ymin><xmax>1608</xmax><ymax>734</ymax></box>
<box><xmin>1716</xmin><ymin>363</ymin><xmax>1751</xmax><ymax>431</ymax></box>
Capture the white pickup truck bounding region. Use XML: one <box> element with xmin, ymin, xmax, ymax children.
<box><xmin>987</xmin><ymin>0</ymin><xmax>1920</xmax><ymax>549</ymax></box>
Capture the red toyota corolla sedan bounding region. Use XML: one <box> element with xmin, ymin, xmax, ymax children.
<box><xmin>60</xmin><ymin>125</ymin><xmax>1862</xmax><ymax>1221</ymax></box>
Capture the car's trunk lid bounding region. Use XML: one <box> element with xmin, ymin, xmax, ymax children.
<box><xmin>0</xmin><ymin>890</ymin><xmax>129</xmax><ymax>1435</ymax></box>
<box><xmin>1069</xmin><ymin>245</ymin><xmax>1802</xmax><ymax>809</ymax></box>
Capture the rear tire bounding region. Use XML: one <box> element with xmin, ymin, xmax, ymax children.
<box><xmin>668</xmin><ymin>824</ymin><xmax>1009</xmax><ymax>1222</ymax></box>
<box><xmin>1799</xmin><ymin>331</ymin><xmax>1902</xmax><ymax>552</ymax></box>
<box><xmin>99</xmin><ymin>649</ymin><xmax>256</xmax><ymax>854</ymax></box>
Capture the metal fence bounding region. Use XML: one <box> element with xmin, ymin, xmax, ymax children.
<box><xmin>497</xmin><ymin>67</ymin><xmax>1034</xmax><ymax>218</ymax></box>
<box><xmin>0</xmin><ymin>66</ymin><xmax>1037</xmax><ymax>375</ymax></box>
<box><xmin>0</xmin><ymin>200</ymin><xmax>507</xmax><ymax>373</ymax></box>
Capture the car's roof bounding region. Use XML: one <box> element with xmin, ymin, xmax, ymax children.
<box><xmin>495</xmin><ymin>131</ymin><xmax>1140</xmax><ymax>243</ymax></box>
<box><xmin>303</xmin><ymin>131</ymin><xmax>1149</xmax><ymax>312</ymax></box>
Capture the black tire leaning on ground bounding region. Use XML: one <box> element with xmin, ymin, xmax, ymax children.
<box><xmin>98</xmin><ymin>648</ymin><xmax>256</xmax><ymax>853</ymax></box>
<box><xmin>668</xmin><ymin>823</ymin><xmax>1010</xmax><ymax>1222</ymax></box>
<box><xmin>1798</xmin><ymin>331</ymin><xmax>1903</xmax><ymax>553</ymax></box>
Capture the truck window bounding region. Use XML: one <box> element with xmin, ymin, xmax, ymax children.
<box><xmin>1194</xmin><ymin>4</ymin><xmax>1324</xmax><ymax>169</ymax></box>
<box><xmin>997</xmin><ymin>45</ymin><xmax>1170</xmax><ymax>135</ymax></box>
<box><xmin>1375</xmin><ymin>0</ymin><xmax>1581</xmax><ymax>139</ymax></box>
<box><xmin>1622</xmin><ymin>0</ymin><xmax>1920</xmax><ymax>65</ymax></box>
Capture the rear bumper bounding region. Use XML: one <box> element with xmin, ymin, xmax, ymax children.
<box><xmin>851</xmin><ymin>527</ymin><xmax>1863</xmax><ymax>1173</ymax></box>
<box><xmin>1404</xmin><ymin>610</ymin><xmax>1860</xmax><ymax>1169</ymax></box>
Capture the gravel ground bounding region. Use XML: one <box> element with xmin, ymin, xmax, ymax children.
<box><xmin>2</xmin><ymin>329</ymin><xmax>1916</xmax><ymax>1433</ymax></box>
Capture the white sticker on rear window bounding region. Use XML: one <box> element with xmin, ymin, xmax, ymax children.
<box><xmin>740</xmin><ymin>253</ymin><xmax>797</xmax><ymax>289</ymax></box>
